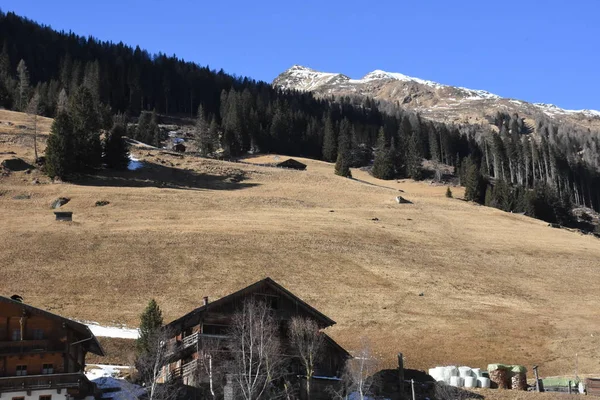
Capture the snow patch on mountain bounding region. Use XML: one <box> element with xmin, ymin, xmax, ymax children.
<box><xmin>274</xmin><ymin>65</ymin><xmax>600</xmax><ymax>119</ymax></box>
<box><xmin>534</xmin><ymin>103</ymin><xmax>600</xmax><ymax>118</ymax></box>
<box><xmin>275</xmin><ymin>65</ymin><xmax>500</xmax><ymax>100</ymax></box>
<box><xmin>274</xmin><ymin>65</ymin><xmax>349</xmax><ymax>91</ymax></box>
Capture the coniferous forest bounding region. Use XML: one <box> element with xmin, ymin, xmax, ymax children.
<box><xmin>1</xmin><ymin>10</ymin><xmax>600</xmax><ymax>227</ymax></box>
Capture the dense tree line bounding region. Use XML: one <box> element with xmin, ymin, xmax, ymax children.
<box><xmin>2</xmin><ymin>10</ymin><xmax>600</xmax><ymax>224</ymax></box>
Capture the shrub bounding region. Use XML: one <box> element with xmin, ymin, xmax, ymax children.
<box><xmin>446</xmin><ymin>187</ymin><xmax>453</xmax><ymax>198</ymax></box>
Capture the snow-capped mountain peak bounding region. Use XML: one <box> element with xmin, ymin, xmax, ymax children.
<box><xmin>272</xmin><ymin>65</ymin><xmax>600</xmax><ymax>130</ymax></box>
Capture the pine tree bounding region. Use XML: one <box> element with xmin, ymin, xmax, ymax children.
<box><xmin>56</xmin><ymin>89</ymin><xmax>68</xmax><ymax>113</ymax></box>
<box><xmin>195</xmin><ymin>104</ymin><xmax>213</xmax><ymax>156</ymax></box>
<box><xmin>0</xmin><ymin>46</ymin><xmax>12</xmax><ymax>108</ymax></box>
<box><xmin>16</xmin><ymin>59</ymin><xmax>30</xmax><ymax>111</ymax></box>
<box><xmin>446</xmin><ymin>187</ymin><xmax>453</xmax><ymax>198</ymax></box>
<box><xmin>150</xmin><ymin>110</ymin><xmax>161</xmax><ymax>148</ymax></box>
<box><xmin>322</xmin><ymin>114</ymin><xmax>337</xmax><ymax>162</ymax></box>
<box><xmin>45</xmin><ymin>112</ymin><xmax>75</xmax><ymax>179</ymax></box>
<box><xmin>69</xmin><ymin>86</ymin><xmax>102</xmax><ymax>170</ymax></box>
<box><xmin>464</xmin><ymin>156</ymin><xmax>483</xmax><ymax>202</ymax></box>
<box><xmin>104</xmin><ymin>118</ymin><xmax>130</xmax><ymax>169</ymax></box>
<box><xmin>372</xmin><ymin>129</ymin><xmax>395</xmax><ymax>180</ymax></box>
<box><xmin>407</xmin><ymin>131</ymin><xmax>423</xmax><ymax>180</ymax></box>
<box><xmin>334</xmin><ymin>119</ymin><xmax>352</xmax><ymax>178</ymax></box>
<box><xmin>137</xmin><ymin>299</ymin><xmax>163</xmax><ymax>355</ymax></box>
<box><xmin>135</xmin><ymin>111</ymin><xmax>152</xmax><ymax>143</ymax></box>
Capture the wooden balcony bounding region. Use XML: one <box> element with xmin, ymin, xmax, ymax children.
<box><xmin>0</xmin><ymin>340</ymin><xmax>64</xmax><ymax>355</ymax></box>
<box><xmin>166</xmin><ymin>332</ymin><xmax>227</xmax><ymax>357</ymax></box>
<box><xmin>168</xmin><ymin>360</ymin><xmax>198</xmax><ymax>381</ymax></box>
<box><xmin>0</xmin><ymin>372</ymin><xmax>100</xmax><ymax>397</ymax></box>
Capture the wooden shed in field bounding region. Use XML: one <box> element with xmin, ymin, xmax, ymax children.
<box><xmin>276</xmin><ymin>158</ymin><xmax>307</xmax><ymax>170</ymax></box>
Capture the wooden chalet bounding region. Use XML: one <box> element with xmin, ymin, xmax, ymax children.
<box><xmin>161</xmin><ymin>278</ymin><xmax>349</xmax><ymax>396</ymax></box>
<box><xmin>0</xmin><ymin>296</ymin><xmax>104</xmax><ymax>400</ymax></box>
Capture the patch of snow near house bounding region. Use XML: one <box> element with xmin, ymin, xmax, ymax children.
<box><xmin>86</xmin><ymin>365</ymin><xmax>145</xmax><ymax>400</ymax></box>
<box><xmin>127</xmin><ymin>155</ymin><xmax>143</xmax><ymax>171</ymax></box>
<box><xmin>85</xmin><ymin>322</ymin><xmax>140</xmax><ymax>339</ymax></box>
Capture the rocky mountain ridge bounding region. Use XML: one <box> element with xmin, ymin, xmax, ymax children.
<box><xmin>273</xmin><ymin>65</ymin><xmax>600</xmax><ymax>131</ymax></box>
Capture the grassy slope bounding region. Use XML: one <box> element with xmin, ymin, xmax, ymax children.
<box><xmin>1</xmin><ymin>113</ymin><xmax>600</xmax><ymax>377</ymax></box>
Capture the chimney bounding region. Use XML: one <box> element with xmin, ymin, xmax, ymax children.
<box><xmin>203</xmin><ymin>296</ymin><xmax>209</xmax><ymax>306</ymax></box>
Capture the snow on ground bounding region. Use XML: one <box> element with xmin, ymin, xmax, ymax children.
<box><xmin>127</xmin><ymin>155</ymin><xmax>143</xmax><ymax>171</ymax></box>
<box><xmin>85</xmin><ymin>322</ymin><xmax>140</xmax><ymax>339</ymax></box>
<box><xmin>86</xmin><ymin>365</ymin><xmax>145</xmax><ymax>400</ymax></box>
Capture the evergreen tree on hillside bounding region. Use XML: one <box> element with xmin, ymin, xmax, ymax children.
<box><xmin>334</xmin><ymin>119</ymin><xmax>352</xmax><ymax>178</ymax></box>
<box><xmin>195</xmin><ymin>104</ymin><xmax>214</xmax><ymax>156</ymax></box>
<box><xmin>56</xmin><ymin>88</ymin><xmax>68</xmax><ymax>113</ymax></box>
<box><xmin>135</xmin><ymin>111</ymin><xmax>151</xmax><ymax>144</ymax></box>
<box><xmin>322</xmin><ymin>114</ymin><xmax>337</xmax><ymax>162</ymax></box>
<box><xmin>69</xmin><ymin>86</ymin><xmax>102</xmax><ymax>170</ymax></box>
<box><xmin>45</xmin><ymin>112</ymin><xmax>75</xmax><ymax>179</ymax></box>
<box><xmin>464</xmin><ymin>156</ymin><xmax>483</xmax><ymax>202</ymax></box>
<box><xmin>16</xmin><ymin>59</ymin><xmax>30</xmax><ymax>111</ymax></box>
<box><xmin>372</xmin><ymin>129</ymin><xmax>395</xmax><ymax>180</ymax></box>
<box><xmin>150</xmin><ymin>110</ymin><xmax>161</xmax><ymax>148</ymax></box>
<box><xmin>0</xmin><ymin>46</ymin><xmax>13</xmax><ymax>108</ymax></box>
<box><xmin>104</xmin><ymin>117</ymin><xmax>130</xmax><ymax>170</ymax></box>
<box><xmin>407</xmin><ymin>130</ymin><xmax>423</xmax><ymax>180</ymax></box>
<box><xmin>137</xmin><ymin>299</ymin><xmax>163</xmax><ymax>355</ymax></box>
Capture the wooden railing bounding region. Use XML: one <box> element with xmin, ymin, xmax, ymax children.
<box><xmin>0</xmin><ymin>372</ymin><xmax>99</xmax><ymax>396</ymax></box>
<box><xmin>168</xmin><ymin>360</ymin><xmax>198</xmax><ymax>381</ymax></box>
<box><xmin>182</xmin><ymin>332</ymin><xmax>199</xmax><ymax>349</ymax></box>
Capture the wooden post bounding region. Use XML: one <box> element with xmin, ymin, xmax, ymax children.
<box><xmin>533</xmin><ymin>365</ymin><xmax>541</xmax><ymax>392</ymax></box>
<box><xmin>568</xmin><ymin>381</ymin><xmax>572</xmax><ymax>394</ymax></box>
<box><xmin>398</xmin><ymin>353</ymin><xmax>405</xmax><ymax>399</ymax></box>
<box><xmin>411</xmin><ymin>379</ymin><xmax>416</xmax><ymax>400</ymax></box>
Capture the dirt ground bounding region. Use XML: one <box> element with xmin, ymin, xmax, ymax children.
<box><xmin>1</xmin><ymin>115</ymin><xmax>600</xmax><ymax>378</ymax></box>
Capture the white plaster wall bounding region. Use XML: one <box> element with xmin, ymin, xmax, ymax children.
<box><xmin>1</xmin><ymin>389</ymin><xmax>68</xmax><ymax>400</ymax></box>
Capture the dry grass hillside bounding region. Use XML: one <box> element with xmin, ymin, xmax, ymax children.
<box><xmin>1</xmin><ymin>112</ymin><xmax>600</xmax><ymax>379</ymax></box>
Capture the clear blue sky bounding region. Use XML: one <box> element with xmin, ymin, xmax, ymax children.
<box><xmin>3</xmin><ymin>0</ymin><xmax>599</xmax><ymax>110</ymax></box>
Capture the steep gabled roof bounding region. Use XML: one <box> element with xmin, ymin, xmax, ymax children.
<box><xmin>166</xmin><ymin>277</ymin><xmax>335</xmax><ymax>330</ymax></box>
<box><xmin>323</xmin><ymin>333</ymin><xmax>352</xmax><ymax>359</ymax></box>
<box><xmin>0</xmin><ymin>296</ymin><xmax>105</xmax><ymax>356</ymax></box>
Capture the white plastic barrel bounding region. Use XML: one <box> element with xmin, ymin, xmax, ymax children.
<box><xmin>477</xmin><ymin>377</ymin><xmax>491</xmax><ymax>388</ymax></box>
<box><xmin>459</xmin><ymin>367</ymin><xmax>472</xmax><ymax>377</ymax></box>
<box><xmin>472</xmin><ymin>368</ymin><xmax>481</xmax><ymax>377</ymax></box>
<box><xmin>464</xmin><ymin>376</ymin><xmax>477</xmax><ymax>388</ymax></box>
<box><xmin>450</xmin><ymin>376</ymin><xmax>464</xmax><ymax>387</ymax></box>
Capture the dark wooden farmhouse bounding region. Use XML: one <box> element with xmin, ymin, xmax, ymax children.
<box><xmin>0</xmin><ymin>296</ymin><xmax>104</xmax><ymax>400</ymax></box>
<box><xmin>160</xmin><ymin>278</ymin><xmax>349</xmax><ymax>397</ymax></box>
<box><xmin>277</xmin><ymin>158</ymin><xmax>307</xmax><ymax>170</ymax></box>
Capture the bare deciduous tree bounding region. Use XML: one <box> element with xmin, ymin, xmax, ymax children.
<box><xmin>228</xmin><ymin>298</ymin><xmax>285</xmax><ymax>400</ymax></box>
<box><xmin>288</xmin><ymin>316</ymin><xmax>325</xmax><ymax>399</ymax></box>
<box><xmin>26</xmin><ymin>91</ymin><xmax>40</xmax><ymax>162</ymax></box>
<box><xmin>330</xmin><ymin>337</ymin><xmax>380</xmax><ymax>400</ymax></box>
<box><xmin>195</xmin><ymin>336</ymin><xmax>226</xmax><ymax>399</ymax></box>
<box><xmin>136</xmin><ymin>328</ymin><xmax>180</xmax><ymax>400</ymax></box>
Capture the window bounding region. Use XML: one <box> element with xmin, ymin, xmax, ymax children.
<box><xmin>11</xmin><ymin>329</ymin><xmax>21</xmax><ymax>341</ymax></box>
<box><xmin>253</xmin><ymin>294</ymin><xmax>279</xmax><ymax>310</ymax></box>
<box><xmin>42</xmin><ymin>364</ymin><xmax>54</xmax><ymax>374</ymax></box>
<box><xmin>39</xmin><ymin>396</ymin><xmax>51</xmax><ymax>400</ymax></box>
<box><xmin>32</xmin><ymin>329</ymin><xmax>44</xmax><ymax>340</ymax></box>
<box><xmin>15</xmin><ymin>365</ymin><xmax>27</xmax><ymax>376</ymax></box>
<box><xmin>202</xmin><ymin>324</ymin><xmax>228</xmax><ymax>336</ymax></box>
<box><xmin>12</xmin><ymin>397</ymin><xmax>24</xmax><ymax>400</ymax></box>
